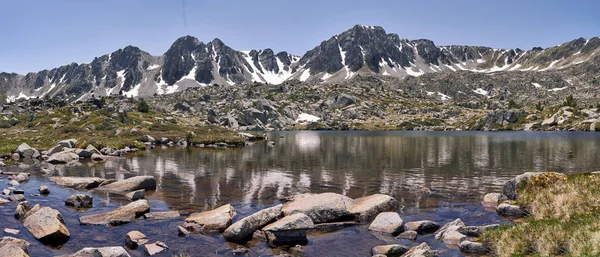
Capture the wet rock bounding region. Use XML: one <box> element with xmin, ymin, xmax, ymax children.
<box><xmin>69</xmin><ymin>246</ymin><xmax>130</xmax><ymax>257</ymax></box>
<box><xmin>313</xmin><ymin>221</ymin><xmax>359</xmax><ymax>232</ymax></box>
<box><xmin>144</xmin><ymin>241</ymin><xmax>168</xmax><ymax>256</ymax></box>
<box><xmin>47</xmin><ymin>151</ymin><xmax>80</xmax><ymax>164</ymax></box>
<box><xmin>15</xmin><ymin>143</ymin><xmax>40</xmax><ymax>159</ymax></box>
<box><xmin>23</xmin><ymin>207</ymin><xmax>70</xmax><ymax>245</ymax></box>
<box><xmin>95</xmin><ymin>176</ymin><xmax>157</xmax><ymax>193</ymax></box>
<box><xmin>183</xmin><ymin>204</ymin><xmax>236</xmax><ymax>233</ymax></box>
<box><xmin>0</xmin><ymin>236</ymin><xmax>30</xmax><ymax>257</ymax></box>
<box><xmin>371</xmin><ymin>244</ymin><xmax>409</xmax><ymax>256</ymax></box>
<box><xmin>125</xmin><ymin>231</ymin><xmax>149</xmax><ymax>249</ymax></box>
<box><xmin>3</xmin><ymin>228</ymin><xmax>20</xmax><ymax>235</ymax></box>
<box><xmin>502</xmin><ymin>172</ymin><xmax>565</xmax><ymax>200</ymax></box>
<box><xmin>482</xmin><ymin>193</ymin><xmax>506</xmax><ymax>207</ymax></box>
<box><xmin>403</xmin><ymin>243</ymin><xmax>440</xmax><ymax>257</ymax></box>
<box><xmin>125</xmin><ymin>190</ymin><xmax>145</xmax><ymax>201</ymax></box>
<box><xmin>57</xmin><ymin>139</ymin><xmax>77</xmax><ymax>148</ymax></box>
<box><xmin>350</xmin><ymin>194</ymin><xmax>399</xmax><ymax>222</ymax></box>
<box><xmin>496</xmin><ymin>203</ymin><xmax>529</xmax><ymax>218</ymax></box>
<box><xmin>79</xmin><ymin>200</ymin><xmax>150</xmax><ymax>226</ymax></box>
<box><xmin>143</xmin><ymin>211</ymin><xmax>180</xmax><ymax>220</ymax></box>
<box><xmin>49</xmin><ymin>176</ymin><xmax>110</xmax><ymax>190</ymax></box>
<box><xmin>368</xmin><ymin>212</ymin><xmax>404</xmax><ymax>235</ymax></box>
<box><xmin>223</xmin><ymin>204</ymin><xmax>282</xmax><ymax>242</ymax></box>
<box><xmin>14</xmin><ymin>201</ymin><xmax>32</xmax><ymax>221</ymax></box>
<box><xmin>457</xmin><ymin>224</ymin><xmax>501</xmax><ymax>237</ymax></box>
<box><xmin>403</xmin><ymin>220</ymin><xmax>440</xmax><ymax>234</ymax></box>
<box><xmin>395</xmin><ymin>230</ymin><xmax>417</xmax><ymax>240</ymax></box>
<box><xmin>262</xmin><ymin>213</ymin><xmax>315</xmax><ymax>246</ymax></box>
<box><xmin>65</xmin><ymin>194</ymin><xmax>93</xmax><ymax>208</ymax></box>
<box><xmin>282</xmin><ymin>193</ymin><xmax>353</xmax><ymax>223</ymax></box>
<box><xmin>459</xmin><ymin>241</ymin><xmax>491</xmax><ymax>255</ymax></box>
<box><xmin>38</xmin><ymin>186</ymin><xmax>50</xmax><ymax>195</ymax></box>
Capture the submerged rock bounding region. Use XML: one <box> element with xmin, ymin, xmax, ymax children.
<box><xmin>262</xmin><ymin>213</ymin><xmax>315</xmax><ymax>246</ymax></box>
<box><xmin>49</xmin><ymin>177</ymin><xmax>111</xmax><ymax>190</ymax></box>
<box><xmin>350</xmin><ymin>194</ymin><xmax>399</xmax><ymax>222</ymax></box>
<box><xmin>371</xmin><ymin>244</ymin><xmax>409</xmax><ymax>256</ymax></box>
<box><xmin>368</xmin><ymin>212</ymin><xmax>404</xmax><ymax>235</ymax></box>
<box><xmin>223</xmin><ymin>204</ymin><xmax>282</xmax><ymax>242</ymax></box>
<box><xmin>95</xmin><ymin>176</ymin><xmax>157</xmax><ymax>193</ymax></box>
<box><xmin>23</xmin><ymin>207</ymin><xmax>70</xmax><ymax>245</ymax></box>
<box><xmin>183</xmin><ymin>204</ymin><xmax>236</xmax><ymax>233</ymax></box>
<box><xmin>69</xmin><ymin>246</ymin><xmax>130</xmax><ymax>257</ymax></box>
<box><xmin>79</xmin><ymin>200</ymin><xmax>150</xmax><ymax>226</ymax></box>
<box><xmin>282</xmin><ymin>193</ymin><xmax>353</xmax><ymax>223</ymax></box>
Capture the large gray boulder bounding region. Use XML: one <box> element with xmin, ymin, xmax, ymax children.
<box><xmin>15</xmin><ymin>143</ymin><xmax>40</xmax><ymax>159</ymax></box>
<box><xmin>223</xmin><ymin>204</ymin><xmax>282</xmax><ymax>242</ymax></box>
<box><xmin>350</xmin><ymin>194</ymin><xmax>399</xmax><ymax>222</ymax></box>
<box><xmin>50</xmin><ymin>176</ymin><xmax>111</xmax><ymax>190</ymax></box>
<box><xmin>183</xmin><ymin>204</ymin><xmax>236</xmax><ymax>233</ymax></box>
<box><xmin>69</xmin><ymin>246</ymin><xmax>131</xmax><ymax>257</ymax></box>
<box><xmin>282</xmin><ymin>193</ymin><xmax>353</xmax><ymax>223</ymax></box>
<box><xmin>79</xmin><ymin>200</ymin><xmax>150</xmax><ymax>226</ymax></box>
<box><xmin>23</xmin><ymin>207</ymin><xmax>70</xmax><ymax>245</ymax></box>
<box><xmin>368</xmin><ymin>212</ymin><xmax>404</xmax><ymax>235</ymax></box>
<box><xmin>47</xmin><ymin>151</ymin><xmax>80</xmax><ymax>164</ymax></box>
<box><xmin>262</xmin><ymin>213</ymin><xmax>314</xmax><ymax>246</ymax></box>
<box><xmin>95</xmin><ymin>176</ymin><xmax>157</xmax><ymax>193</ymax></box>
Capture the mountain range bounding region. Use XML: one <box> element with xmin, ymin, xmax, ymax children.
<box><xmin>1</xmin><ymin>25</ymin><xmax>599</xmax><ymax>103</ymax></box>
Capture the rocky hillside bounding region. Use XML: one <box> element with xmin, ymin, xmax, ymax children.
<box><xmin>1</xmin><ymin>25</ymin><xmax>599</xmax><ymax>103</ymax></box>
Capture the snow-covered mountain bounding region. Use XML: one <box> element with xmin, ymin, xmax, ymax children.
<box><xmin>1</xmin><ymin>25</ymin><xmax>599</xmax><ymax>102</ymax></box>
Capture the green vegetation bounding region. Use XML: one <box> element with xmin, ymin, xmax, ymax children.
<box><xmin>482</xmin><ymin>173</ymin><xmax>600</xmax><ymax>257</ymax></box>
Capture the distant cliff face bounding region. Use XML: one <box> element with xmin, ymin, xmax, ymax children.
<box><xmin>1</xmin><ymin>25</ymin><xmax>599</xmax><ymax>103</ymax></box>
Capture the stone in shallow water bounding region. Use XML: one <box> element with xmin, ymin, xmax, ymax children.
<box><xmin>223</xmin><ymin>204</ymin><xmax>282</xmax><ymax>242</ymax></box>
<box><xmin>183</xmin><ymin>204</ymin><xmax>236</xmax><ymax>233</ymax></box>
<box><xmin>368</xmin><ymin>212</ymin><xmax>404</xmax><ymax>235</ymax></box>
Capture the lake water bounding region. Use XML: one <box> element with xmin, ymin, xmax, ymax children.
<box><xmin>2</xmin><ymin>131</ymin><xmax>600</xmax><ymax>256</ymax></box>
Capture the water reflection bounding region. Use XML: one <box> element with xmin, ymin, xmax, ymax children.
<box><xmin>50</xmin><ymin>131</ymin><xmax>600</xmax><ymax>213</ymax></box>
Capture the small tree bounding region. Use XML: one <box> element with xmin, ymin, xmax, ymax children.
<box><xmin>137</xmin><ymin>99</ymin><xmax>150</xmax><ymax>113</ymax></box>
<box><xmin>563</xmin><ymin>95</ymin><xmax>577</xmax><ymax>108</ymax></box>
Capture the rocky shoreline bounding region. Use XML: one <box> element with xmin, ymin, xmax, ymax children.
<box><xmin>0</xmin><ymin>138</ymin><xmax>542</xmax><ymax>256</ymax></box>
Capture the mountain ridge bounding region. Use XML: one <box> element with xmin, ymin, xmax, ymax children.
<box><xmin>1</xmin><ymin>24</ymin><xmax>599</xmax><ymax>103</ymax></box>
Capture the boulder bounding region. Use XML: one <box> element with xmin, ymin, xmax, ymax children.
<box><xmin>502</xmin><ymin>172</ymin><xmax>565</xmax><ymax>200</ymax></box>
<box><xmin>69</xmin><ymin>247</ymin><xmax>130</xmax><ymax>257</ymax></box>
<box><xmin>38</xmin><ymin>186</ymin><xmax>50</xmax><ymax>195</ymax></box>
<box><xmin>371</xmin><ymin>244</ymin><xmax>409</xmax><ymax>257</ymax></box>
<box><xmin>0</xmin><ymin>236</ymin><xmax>30</xmax><ymax>257</ymax></box>
<box><xmin>65</xmin><ymin>194</ymin><xmax>93</xmax><ymax>208</ymax></box>
<box><xmin>496</xmin><ymin>203</ymin><xmax>529</xmax><ymax>218</ymax></box>
<box><xmin>144</xmin><ymin>242</ymin><xmax>168</xmax><ymax>256</ymax></box>
<box><xmin>23</xmin><ymin>207</ymin><xmax>70</xmax><ymax>245</ymax></box>
<box><xmin>183</xmin><ymin>204</ymin><xmax>236</xmax><ymax>233</ymax></box>
<box><xmin>57</xmin><ymin>139</ymin><xmax>77</xmax><ymax>148</ymax></box>
<box><xmin>395</xmin><ymin>230</ymin><xmax>417</xmax><ymax>240</ymax></box>
<box><xmin>262</xmin><ymin>213</ymin><xmax>315</xmax><ymax>246</ymax></box>
<box><xmin>403</xmin><ymin>220</ymin><xmax>440</xmax><ymax>234</ymax></box>
<box><xmin>143</xmin><ymin>211</ymin><xmax>180</xmax><ymax>220</ymax></box>
<box><xmin>125</xmin><ymin>231</ymin><xmax>148</xmax><ymax>249</ymax></box>
<box><xmin>79</xmin><ymin>200</ymin><xmax>150</xmax><ymax>226</ymax></box>
<box><xmin>47</xmin><ymin>151</ymin><xmax>80</xmax><ymax>164</ymax></box>
<box><xmin>223</xmin><ymin>204</ymin><xmax>283</xmax><ymax>242</ymax></box>
<box><xmin>125</xmin><ymin>190</ymin><xmax>145</xmax><ymax>201</ymax></box>
<box><xmin>403</xmin><ymin>243</ymin><xmax>440</xmax><ymax>257</ymax></box>
<box><xmin>49</xmin><ymin>176</ymin><xmax>110</xmax><ymax>190</ymax></box>
<box><xmin>368</xmin><ymin>212</ymin><xmax>404</xmax><ymax>235</ymax></box>
<box><xmin>282</xmin><ymin>193</ymin><xmax>353</xmax><ymax>223</ymax></box>
<box><xmin>350</xmin><ymin>194</ymin><xmax>399</xmax><ymax>222</ymax></box>
<box><xmin>482</xmin><ymin>193</ymin><xmax>506</xmax><ymax>207</ymax></box>
<box><xmin>15</xmin><ymin>143</ymin><xmax>40</xmax><ymax>159</ymax></box>
<box><xmin>459</xmin><ymin>241</ymin><xmax>491</xmax><ymax>255</ymax></box>
<box><xmin>95</xmin><ymin>176</ymin><xmax>156</xmax><ymax>193</ymax></box>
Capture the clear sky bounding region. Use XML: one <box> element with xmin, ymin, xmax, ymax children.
<box><xmin>1</xmin><ymin>0</ymin><xmax>598</xmax><ymax>74</ymax></box>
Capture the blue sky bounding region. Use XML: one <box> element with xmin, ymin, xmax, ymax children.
<box><xmin>1</xmin><ymin>0</ymin><xmax>598</xmax><ymax>74</ymax></box>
